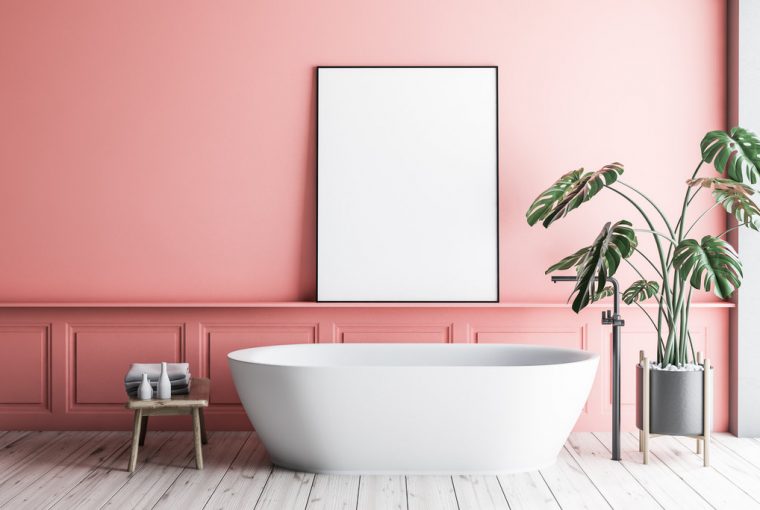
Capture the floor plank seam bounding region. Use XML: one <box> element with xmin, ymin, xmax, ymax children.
<box><xmin>0</xmin><ymin>430</ymin><xmax>32</xmax><ymax>450</ymax></box>
<box><xmin>0</xmin><ymin>432</ymin><xmax>75</xmax><ymax>488</ymax></box>
<box><xmin>46</xmin><ymin>436</ymin><xmax>134</xmax><ymax>510</ymax></box>
<box><xmin>712</xmin><ymin>434</ymin><xmax>760</xmax><ymax>471</ymax></box>
<box><xmin>404</xmin><ymin>476</ymin><xmax>409</xmax><ymax>510</ymax></box>
<box><xmin>588</xmin><ymin>432</ymin><xmax>666</xmax><ymax>510</ymax></box>
<box><xmin>96</xmin><ymin>431</ymin><xmax>180</xmax><ymax>510</ymax></box>
<box><xmin>103</xmin><ymin>434</ymin><xmax>177</xmax><ymax>510</ymax></box>
<box><xmin>252</xmin><ymin>466</ymin><xmax>274</xmax><ymax>510</ymax></box>
<box><xmin>646</xmin><ymin>448</ymin><xmax>716</xmax><ymax>509</ymax></box>
<box><xmin>0</xmin><ymin>431</ymin><xmax>109</xmax><ymax>508</ymax></box>
<box><xmin>537</xmin><ymin>470</ymin><xmax>563</xmax><ymax>510</ymax></box>
<box><xmin>493</xmin><ymin>475</ymin><xmax>513</xmax><ymax>510</ymax></box>
<box><xmin>704</xmin><ymin>459</ymin><xmax>760</xmax><ymax>506</ymax></box>
<box><xmin>670</xmin><ymin>433</ymin><xmax>760</xmax><ymax>507</ymax></box>
<box><xmin>561</xmin><ymin>444</ymin><xmax>614</xmax><ymax>509</ymax></box>
<box><xmin>638</xmin><ymin>433</ymin><xmax>719</xmax><ymax>510</ymax></box>
<box><xmin>148</xmin><ymin>431</ymin><xmax>213</xmax><ymax>510</ymax></box>
<box><xmin>449</xmin><ymin>475</ymin><xmax>461</xmax><ymax>510</ymax></box>
<box><xmin>302</xmin><ymin>471</ymin><xmax>317</xmax><ymax>510</ymax></box>
<box><xmin>355</xmin><ymin>476</ymin><xmax>361</xmax><ymax>510</ymax></box>
<box><xmin>3</xmin><ymin>432</ymin><xmax>126</xmax><ymax>510</ymax></box>
<box><xmin>199</xmin><ymin>431</ymin><xmax>252</xmax><ymax>510</ymax></box>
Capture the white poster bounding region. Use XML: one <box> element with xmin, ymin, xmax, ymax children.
<box><xmin>317</xmin><ymin>67</ymin><xmax>499</xmax><ymax>302</ymax></box>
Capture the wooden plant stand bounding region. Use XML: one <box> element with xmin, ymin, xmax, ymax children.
<box><xmin>125</xmin><ymin>377</ymin><xmax>210</xmax><ymax>472</ymax></box>
<box><xmin>638</xmin><ymin>351</ymin><xmax>711</xmax><ymax>467</ymax></box>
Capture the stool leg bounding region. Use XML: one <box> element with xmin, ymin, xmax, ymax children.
<box><xmin>199</xmin><ymin>408</ymin><xmax>208</xmax><ymax>445</ymax></box>
<box><xmin>129</xmin><ymin>409</ymin><xmax>143</xmax><ymax>473</ymax></box>
<box><xmin>193</xmin><ymin>408</ymin><xmax>204</xmax><ymax>469</ymax></box>
<box><xmin>139</xmin><ymin>416</ymin><xmax>149</xmax><ymax>446</ymax></box>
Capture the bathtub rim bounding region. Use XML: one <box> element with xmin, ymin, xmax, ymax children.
<box><xmin>227</xmin><ymin>342</ymin><xmax>599</xmax><ymax>369</ymax></box>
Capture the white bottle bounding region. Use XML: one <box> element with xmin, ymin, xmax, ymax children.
<box><xmin>138</xmin><ymin>373</ymin><xmax>153</xmax><ymax>400</ymax></box>
<box><xmin>157</xmin><ymin>362</ymin><xmax>171</xmax><ymax>399</ymax></box>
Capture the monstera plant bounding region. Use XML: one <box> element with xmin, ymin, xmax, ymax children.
<box><xmin>526</xmin><ymin>127</ymin><xmax>760</xmax><ymax>367</ymax></box>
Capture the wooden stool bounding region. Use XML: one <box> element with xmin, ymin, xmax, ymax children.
<box><xmin>125</xmin><ymin>377</ymin><xmax>210</xmax><ymax>472</ymax></box>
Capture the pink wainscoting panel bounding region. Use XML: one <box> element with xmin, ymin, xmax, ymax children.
<box><xmin>473</xmin><ymin>329</ymin><xmax>584</xmax><ymax>350</ymax></box>
<box><xmin>71</xmin><ymin>325</ymin><xmax>183</xmax><ymax>405</ymax></box>
<box><xmin>0</xmin><ymin>325</ymin><xmax>49</xmax><ymax>408</ymax></box>
<box><xmin>336</xmin><ymin>324</ymin><xmax>452</xmax><ymax>343</ymax></box>
<box><xmin>0</xmin><ymin>306</ymin><xmax>732</xmax><ymax>431</ymax></box>
<box><xmin>205</xmin><ymin>324</ymin><xmax>317</xmax><ymax>404</ymax></box>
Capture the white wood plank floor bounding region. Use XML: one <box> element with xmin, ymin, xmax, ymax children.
<box><xmin>1</xmin><ymin>431</ymin><xmax>760</xmax><ymax>509</ymax></box>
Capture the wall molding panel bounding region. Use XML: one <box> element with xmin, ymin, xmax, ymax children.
<box><xmin>471</xmin><ymin>327</ymin><xmax>583</xmax><ymax>349</ymax></box>
<box><xmin>202</xmin><ymin>323</ymin><xmax>318</xmax><ymax>406</ymax></box>
<box><xmin>0</xmin><ymin>305</ymin><xmax>730</xmax><ymax>432</ymax></box>
<box><xmin>67</xmin><ymin>323</ymin><xmax>185</xmax><ymax>412</ymax></box>
<box><xmin>334</xmin><ymin>323</ymin><xmax>453</xmax><ymax>344</ymax></box>
<box><xmin>0</xmin><ymin>323</ymin><xmax>51</xmax><ymax>413</ymax></box>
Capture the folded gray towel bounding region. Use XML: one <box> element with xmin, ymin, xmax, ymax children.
<box><xmin>124</xmin><ymin>363</ymin><xmax>190</xmax><ymax>383</ymax></box>
<box><xmin>124</xmin><ymin>374</ymin><xmax>191</xmax><ymax>390</ymax></box>
<box><xmin>127</xmin><ymin>381</ymin><xmax>191</xmax><ymax>397</ymax></box>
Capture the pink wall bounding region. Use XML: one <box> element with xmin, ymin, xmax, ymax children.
<box><xmin>0</xmin><ymin>1</ymin><xmax>730</xmax><ymax>431</ymax></box>
<box><xmin>0</xmin><ymin>0</ymin><xmax>726</xmax><ymax>302</ymax></box>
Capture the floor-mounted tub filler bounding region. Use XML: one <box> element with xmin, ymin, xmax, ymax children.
<box><xmin>229</xmin><ymin>343</ymin><xmax>598</xmax><ymax>474</ymax></box>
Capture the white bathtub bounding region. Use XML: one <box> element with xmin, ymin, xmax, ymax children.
<box><xmin>228</xmin><ymin>343</ymin><xmax>598</xmax><ymax>474</ymax></box>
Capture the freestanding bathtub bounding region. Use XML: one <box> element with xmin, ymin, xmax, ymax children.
<box><xmin>228</xmin><ymin>343</ymin><xmax>598</xmax><ymax>474</ymax></box>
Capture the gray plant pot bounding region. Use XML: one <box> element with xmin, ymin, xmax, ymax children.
<box><xmin>636</xmin><ymin>365</ymin><xmax>713</xmax><ymax>436</ymax></box>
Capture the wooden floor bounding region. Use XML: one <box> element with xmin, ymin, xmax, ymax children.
<box><xmin>2</xmin><ymin>431</ymin><xmax>760</xmax><ymax>509</ymax></box>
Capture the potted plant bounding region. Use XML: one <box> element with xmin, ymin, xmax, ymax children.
<box><xmin>525</xmin><ymin>127</ymin><xmax>760</xmax><ymax>437</ymax></box>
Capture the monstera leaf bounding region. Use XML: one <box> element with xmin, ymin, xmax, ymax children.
<box><xmin>701</xmin><ymin>127</ymin><xmax>760</xmax><ymax>184</ymax></box>
<box><xmin>622</xmin><ymin>280</ymin><xmax>660</xmax><ymax>305</ymax></box>
<box><xmin>546</xmin><ymin>220</ymin><xmax>637</xmax><ymax>312</ymax></box>
<box><xmin>714</xmin><ymin>188</ymin><xmax>760</xmax><ymax>231</ymax></box>
<box><xmin>687</xmin><ymin>176</ymin><xmax>753</xmax><ymax>193</ymax></box>
<box><xmin>592</xmin><ymin>286</ymin><xmax>615</xmax><ymax>302</ymax></box>
<box><xmin>526</xmin><ymin>169</ymin><xmax>583</xmax><ymax>226</ymax></box>
<box><xmin>545</xmin><ymin>246</ymin><xmax>590</xmax><ymax>274</ymax></box>
<box><xmin>687</xmin><ymin>177</ymin><xmax>760</xmax><ymax>230</ymax></box>
<box><xmin>673</xmin><ymin>236</ymin><xmax>743</xmax><ymax>299</ymax></box>
<box><xmin>536</xmin><ymin>163</ymin><xmax>624</xmax><ymax>228</ymax></box>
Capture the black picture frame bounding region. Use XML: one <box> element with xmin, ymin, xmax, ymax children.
<box><xmin>315</xmin><ymin>65</ymin><xmax>500</xmax><ymax>303</ymax></box>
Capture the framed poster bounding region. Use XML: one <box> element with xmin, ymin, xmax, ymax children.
<box><xmin>317</xmin><ymin>66</ymin><xmax>499</xmax><ymax>302</ymax></box>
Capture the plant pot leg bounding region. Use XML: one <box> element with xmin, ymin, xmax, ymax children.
<box><xmin>704</xmin><ymin>357</ymin><xmax>711</xmax><ymax>468</ymax></box>
<box><xmin>696</xmin><ymin>352</ymin><xmax>703</xmax><ymax>455</ymax></box>
<box><xmin>642</xmin><ymin>356</ymin><xmax>650</xmax><ymax>465</ymax></box>
<box><xmin>639</xmin><ymin>350</ymin><xmax>644</xmax><ymax>453</ymax></box>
